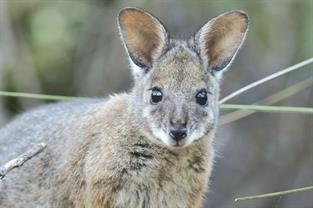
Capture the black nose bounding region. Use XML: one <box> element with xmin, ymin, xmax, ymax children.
<box><xmin>170</xmin><ymin>123</ymin><xmax>187</xmax><ymax>142</ymax></box>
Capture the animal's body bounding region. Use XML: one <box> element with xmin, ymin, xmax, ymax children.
<box><xmin>0</xmin><ymin>8</ymin><xmax>248</xmax><ymax>208</ymax></box>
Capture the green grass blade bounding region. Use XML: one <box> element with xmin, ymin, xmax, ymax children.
<box><xmin>219</xmin><ymin>78</ymin><xmax>313</xmax><ymax>125</ymax></box>
<box><xmin>0</xmin><ymin>91</ymin><xmax>86</xmax><ymax>101</ymax></box>
<box><xmin>220</xmin><ymin>57</ymin><xmax>313</xmax><ymax>104</ymax></box>
<box><xmin>220</xmin><ymin>104</ymin><xmax>313</xmax><ymax>114</ymax></box>
<box><xmin>235</xmin><ymin>186</ymin><xmax>313</xmax><ymax>202</ymax></box>
<box><xmin>1</xmin><ymin>91</ymin><xmax>312</xmax><ymax>114</ymax></box>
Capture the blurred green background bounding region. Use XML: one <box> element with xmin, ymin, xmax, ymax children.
<box><xmin>0</xmin><ymin>0</ymin><xmax>312</xmax><ymax>207</ymax></box>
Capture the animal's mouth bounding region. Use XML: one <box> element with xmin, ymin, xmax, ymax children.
<box><xmin>171</xmin><ymin>141</ymin><xmax>187</xmax><ymax>148</ymax></box>
<box><xmin>166</xmin><ymin>134</ymin><xmax>189</xmax><ymax>148</ymax></box>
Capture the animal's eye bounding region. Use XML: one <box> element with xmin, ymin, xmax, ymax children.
<box><xmin>151</xmin><ymin>87</ymin><xmax>163</xmax><ymax>104</ymax></box>
<box><xmin>196</xmin><ymin>90</ymin><xmax>208</xmax><ymax>106</ymax></box>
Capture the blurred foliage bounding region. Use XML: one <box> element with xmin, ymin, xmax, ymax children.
<box><xmin>0</xmin><ymin>0</ymin><xmax>312</xmax><ymax>207</ymax></box>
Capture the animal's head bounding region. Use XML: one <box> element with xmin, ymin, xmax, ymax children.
<box><xmin>118</xmin><ymin>8</ymin><xmax>248</xmax><ymax>148</ymax></box>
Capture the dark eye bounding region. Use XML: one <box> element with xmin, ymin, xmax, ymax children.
<box><xmin>196</xmin><ymin>90</ymin><xmax>208</xmax><ymax>106</ymax></box>
<box><xmin>151</xmin><ymin>87</ymin><xmax>163</xmax><ymax>104</ymax></box>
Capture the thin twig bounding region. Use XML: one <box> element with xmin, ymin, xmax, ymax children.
<box><xmin>219</xmin><ymin>78</ymin><xmax>313</xmax><ymax>125</ymax></box>
<box><xmin>220</xmin><ymin>57</ymin><xmax>313</xmax><ymax>104</ymax></box>
<box><xmin>235</xmin><ymin>186</ymin><xmax>313</xmax><ymax>202</ymax></box>
<box><xmin>0</xmin><ymin>143</ymin><xmax>47</xmax><ymax>180</ymax></box>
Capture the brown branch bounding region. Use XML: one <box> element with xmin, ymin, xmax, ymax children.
<box><xmin>0</xmin><ymin>143</ymin><xmax>47</xmax><ymax>180</ymax></box>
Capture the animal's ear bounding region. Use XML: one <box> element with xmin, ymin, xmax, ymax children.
<box><xmin>195</xmin><ymin>10</ymin><xmax>248</xmax><ymax>76</ymax></box>
<box><xmin>118</xmin><ymin>7</ymin><xmax>168</xmax><ymax>75</ymax></box>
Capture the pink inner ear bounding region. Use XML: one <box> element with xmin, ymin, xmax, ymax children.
<box><xmin>119</xmin><ymin>9</ymin><xmax>166</xmax><ymax>68</ymax></box>
<box><xmin>201</xmin><ymin>11</ymin><xmax>248</xmax><ymax>71</ymax></box>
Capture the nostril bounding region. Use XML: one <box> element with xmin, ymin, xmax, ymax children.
<box><xmin>170</xmin><ymin>127</ymin><xmax>187</xmax><ymax>141</ymax></box>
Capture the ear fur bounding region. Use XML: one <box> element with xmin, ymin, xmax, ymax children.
<box><xmin>195</xmin><ymin>10</ymin><xmax>249</xmax><ymax>75</ymax></box>
<box><xmin>118</xmin><ymin>7</ymin><xmax>168</xmax><ymax>74</ymax></box>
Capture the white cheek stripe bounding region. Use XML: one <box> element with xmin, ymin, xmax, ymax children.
<box><xmin>186</xmin><ymin>126</ymin><xmax>205</xmax><ymax>145</ymax></box>
<box><xmin>151</xmin><ymin>124</ymin><xmax>172</xmax><ymax>146</ymax></box>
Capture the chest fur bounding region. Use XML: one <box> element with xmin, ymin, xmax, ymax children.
<box><xmin>112</xmin><ymin>142</ymin><xmax>211</xmax><ymax>208</ymax></box>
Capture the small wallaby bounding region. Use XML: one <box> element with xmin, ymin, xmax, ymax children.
<box><xmin>0</xmin><ymin>7</ymin><xmax>248</xmax><ymax>208</ymax></box>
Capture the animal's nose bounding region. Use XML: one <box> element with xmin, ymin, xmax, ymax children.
<box><xmin>169</xmin><ymin>123</ymin><xmax>187</xmax><ymax>142</ymax></box>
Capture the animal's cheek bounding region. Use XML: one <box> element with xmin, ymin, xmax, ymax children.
<box><xmin>143</xmin><ymin>105</ymin><xmax>166</xmax><ymax>126</ymax></box>
<box><xmin>193</xmin><ymin>106</ymin><xmax>209</xmax><ymax>118</ymax></box>
<box><xmin>148</xmin><ymin>104</ymin><xmax>164</xmax><ymax>118</ymax></box>
<box><xmin>191</xmin><ymin>107</ymin><xmax>216</xmax><ymax>127</ymax></box>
